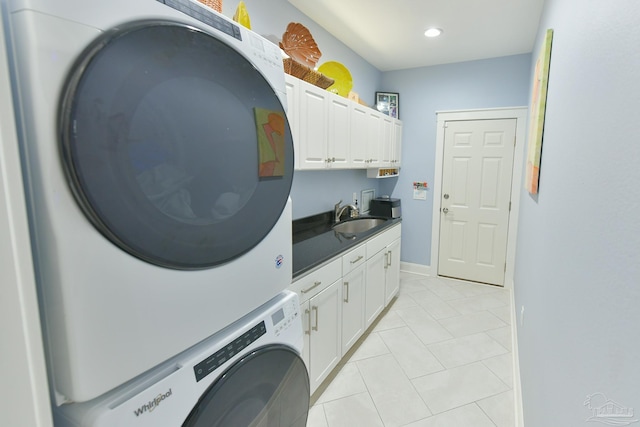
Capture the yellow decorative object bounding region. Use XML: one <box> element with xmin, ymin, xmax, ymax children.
<box><xmin>317</xmin><ymin>61</ymin><xmax>353</xmax><ymax>97</ymax></box>
<box><xmin>233</xmin><ymin>1</ymin><xmax>251</xmax><ymax>29</ymax></box>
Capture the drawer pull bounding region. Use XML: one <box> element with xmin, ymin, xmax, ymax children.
<box><xmin>350</xmin><ymin>255</ymin><xmax>364</xmax><ymax>264</ymax></box>
<box><xmin>311</xmin><ymin>306</ymin><xmax>319</xmax><ymax>331</ymax></box>
<box><xmin>301</xmin><ymin>281</ymin><xmax>322</xmax><ymax>294</ymax></box>
<box><xmin>344</xmin><ymin>281</ymin><xmax>350</xmax><ymax>303</ymax></box>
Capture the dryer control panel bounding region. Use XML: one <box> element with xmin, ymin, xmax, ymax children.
<box><xmin>271</xmin><ymin>297</ymin><xmax>300</xmax><ymax>337</ymax></box>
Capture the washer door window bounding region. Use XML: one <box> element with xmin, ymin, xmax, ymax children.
<box><xmin>60</xmin><ymin>22</ymin><xmax>293</xmax><ymax>269</ymax></box>
<box><xmin>183</xmin><ymin>345</ymin><xmax>310</xmax><ymax>427</ymax></box>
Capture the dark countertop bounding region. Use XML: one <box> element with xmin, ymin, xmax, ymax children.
<box><xmin>292</xmin><ymin>211</ymin><xmax>402</xmax><ymax>279</ymax></box>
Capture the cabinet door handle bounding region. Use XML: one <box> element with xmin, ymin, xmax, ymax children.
<box><xmin>350</xmin><ymin>255</ymin><xmax>363</xmax><ymax>264</ymax></box>
<box><xmin>311</xmin><ymin>306</ymin><xmax>319</xmax><ymax>331</ymax></box>
<box><xmin>388</xmin><ymin>250</ymin><xmax>393</xmax><ymax>267</ymax></box>
<box><xmin>344</xmin><ymin>281</ymin><xmax>350</xmax><ymax>303</ymax></box>
<box><xmin>301</xmin><ymin>281</ymin><xmax>322</xmax><ymax>294</ymax></box>
<box><xmin>384</xmin><ymin>251</ymin><xmax>389</xmax><ymax>269</ymax></box>
<box><xmin>304</xmin><ymin>308</ymin><xmax>311</xmax><ymax>335</ymax></box>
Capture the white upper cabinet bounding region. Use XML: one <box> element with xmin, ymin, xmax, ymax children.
<box><xmin>284</xmin><ymin>74</ymin><xmax>402</xmax><ymax>171</ymax></box>
<box><xmin>297</xmin><ymin>80</ymin><xmax>330</xmax><ymax>169</ymax></box>
<box><xmin>392</xmin><ymin>119</ymin><xmax>403</xmax><ymax>166</ymax></box>
<box><xmin>284</xmin><ymin>76</ymin><xmax>300</xmax><ymax>169</ymax></box>
<box><xmin>326</xmin><ymin>92</ymin><xmax>350</xmax><ymax>168</ymax></box>
<box><xmin>349</xmin><ymin>103</ymin><xmax>369</xmax><ymax>169</ymax></box>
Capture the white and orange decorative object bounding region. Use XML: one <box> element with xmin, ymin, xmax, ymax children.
<box><xmin>279</xmin><ymin>22</ymin><xmax>334</xmax><ymax>89</ymax></box>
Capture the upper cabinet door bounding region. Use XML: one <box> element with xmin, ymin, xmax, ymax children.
<box><xmin>393</xmin><ymin>119</ymin><xmax>403</xmax><ymax>167</ymax></box>
<box><xmin>298</xmin><ymin>81</ymin><xmax>330</xmax><ymax>169</ymax></box>
<box><xmin>366</xmin><ymin>110</ymin><xmax>383</xmax><ymax>167</ymax></box>
<box><xmin>327</xmin><ymin>92</ymin><xmax>350</xmax><ymax>168</ymax></box>
<box><xmin>285</xmin><ymin>75</ymin><xmax>300</xmax><ymax>170</ymax></box>
<box><xmin>349</xmin><ymin>103</ymin><xmax>369</xmax><ymax>169</ymax></box>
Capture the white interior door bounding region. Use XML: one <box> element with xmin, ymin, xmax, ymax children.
<box><xmin>438</xmin><ymin>119</ymin><xmax>516</xmax><ymax>286</ymax></box>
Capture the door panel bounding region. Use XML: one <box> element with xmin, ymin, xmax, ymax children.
<box><xmin>438</xmin><ymin>119</ymin><xmax>516</xmax><ymax>286</ymax></box>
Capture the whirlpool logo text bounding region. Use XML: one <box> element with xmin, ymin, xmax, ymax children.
<box><xmin>133</xmin><ymin>389</ymin><xmax>172</xmax><ymax>417</ymax></box>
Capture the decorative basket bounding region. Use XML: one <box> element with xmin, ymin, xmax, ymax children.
<box><xmin>303</xmin><ymin>69</ymin><xmax>334</xmax><ymax>89</ymax></box>
<box><xmin>283</xmin><ymin>58</ymin><xmax>335</xmax><ymax>90</ymax></box>
<box><xmin>283</xmin><ymin>57</ymin><xmax>309</xmax><ymax>80</ymax></box>
<box><xmin>197</xmin><ymin>0</ymin><xmax>222</xmax><ymax>12</ymax></box>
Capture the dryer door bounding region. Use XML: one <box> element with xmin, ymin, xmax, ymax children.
<box><xmin>59</xmin><ymin>21</ymin><xmax>293</xmax><ymax>269</ymax></box>
<box><xmin>183</xmin><ymin>345</ymin><xmax>310</xmax><ymax>427</ymax></box>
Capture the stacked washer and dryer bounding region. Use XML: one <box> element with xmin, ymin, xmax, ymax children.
<box><xmin>2</xmin><ymin>0</ymin><xmax>309</xmax><ymax>425</ymax></box>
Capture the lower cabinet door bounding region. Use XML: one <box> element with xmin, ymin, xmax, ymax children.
<box><xmin>365</xmin><ymin>250</ymin><xmax>386</xmax><ymax>329</ymax></box>
<box><xmin>308</xmin><ymin>279</ymin><xmax>342</xmax><ymax>393</ymax></box>
<box><xmin>384</xmin><ymin>238</ymin><xmax>401</xmax><ymax>304</ymax></box>
<box><xmin>341</xmin><ymin>265</ymin><xmax>366</xmax><ymax>355</ymax></box>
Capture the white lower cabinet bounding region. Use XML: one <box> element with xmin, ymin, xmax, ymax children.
<box><xmin>341</xmin><ymin>244</ymin><xmax>367</xmax><ymax>355</ymax></box>
<box><xmin>291</xmin><ymin>258</ymin><xmax>342</xmax><ymax>394</ymax></box>
<box><xmin>384</xmin><ymin>238</ymin><xmax>401</xmax><ymax>305</ymax></box>
<box><xmin>365</xmin><ymin>249</ymin><xmax>386</xmax><ymax>328</ymax></box>
<box><xmin>302</xmin><ymin>279</ymin><xmax>342</xmax><ymax>393</ymax></box>
<box><xmin>290</xmin><ymin>224</ymin><xmax>401</xmax><ymax>395</ymax></box>
<box><xmin>366</xmin><ymin>224</ymin><xmax>402</xmax><ymax>327</ymax></box>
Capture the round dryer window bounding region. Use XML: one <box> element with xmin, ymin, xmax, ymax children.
<box><xmin>183</xmin><ymin>345</ymin><xmax>310</xmax><ymax>426</ymax></box>
<box><xmin>59</xmin><ymin>21</ymin><xmax>294</xmax><ymax>269</ymax></box>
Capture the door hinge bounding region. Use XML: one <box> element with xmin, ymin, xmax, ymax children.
<box><xmin>509</xmin><ymin>201</ymin><xmax>512</xmax><ymax>211</ymax></box>
<box><xmin>504</xmin><ymin>263</ymin><xmax>507</xmax><ymax>272</ymax></box>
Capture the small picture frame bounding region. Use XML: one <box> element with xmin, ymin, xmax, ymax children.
<box><xmin>375</xmin><ymin>92</ymin><xmax>399</xmax><ymax>119</ymax></box>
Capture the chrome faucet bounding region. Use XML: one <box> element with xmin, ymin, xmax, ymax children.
<box><xmin>334</xmin><ymin>200</ymin><xmax>359</xmax><ymax>223</ymax></box>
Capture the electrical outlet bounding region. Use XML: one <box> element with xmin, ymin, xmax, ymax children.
<box><xmin>352</xmin><ymin>192</ymin><xmax>358</xmax><ymax>207</ymax></box>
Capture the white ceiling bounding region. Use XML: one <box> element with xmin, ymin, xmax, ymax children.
<box><xmin>287</xmin><ymin>0</ymin><xmax>545</xmax><ymax>72</ymax></box>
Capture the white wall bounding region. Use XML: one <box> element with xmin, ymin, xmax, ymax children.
<box><xmin>380</xmin><ymin>55</ymin><xmax>532</xmax><ymax>265</ymax></box>
<box><xmin>514</xmin><ymin>0</ymin><xmax>640</xmax><ymax>425</ymax></box>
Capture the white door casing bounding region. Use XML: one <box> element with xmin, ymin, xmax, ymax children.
<box><xmin>438</xmin><ymin>119</ymin><xmax>516</xmax><ymax>286</ymax></box>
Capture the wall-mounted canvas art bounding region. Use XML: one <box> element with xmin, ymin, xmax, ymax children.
<box><xmin>526</xmin><ymin>29</ymin><xmax>553</xmax><ymax>194</ymax></box>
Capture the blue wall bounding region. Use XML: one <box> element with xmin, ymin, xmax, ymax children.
<box><xmin>514</xmin><ymin>0</ymin><xmax>640</xmax><ymax>424</ymax></box>
<box><xmin>380</xmin><ymin>55</ymin><xmax>532</xmax><ymax>266</ymax></box>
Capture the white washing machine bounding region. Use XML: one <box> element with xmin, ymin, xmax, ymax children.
<box><xmin>2</xmin><ymin>0</ymin><xmax>296</xmax><ymax>405</ymax></box>
<box><xmin>54</xmin><ymin>291</ymin><xmax>310</xmax><ymax>427</ymax></box>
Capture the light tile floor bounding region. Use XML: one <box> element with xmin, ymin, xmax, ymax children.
<box><xmin>307</xmin><ymin>272</ymin><xmax>516</xmax><ymax>427</ymax></box>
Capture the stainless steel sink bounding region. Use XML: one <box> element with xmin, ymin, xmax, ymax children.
<box><xmin>332</xmin><ymin>218</ymin><xmax>387</xmax><ymax>234</ymax></box>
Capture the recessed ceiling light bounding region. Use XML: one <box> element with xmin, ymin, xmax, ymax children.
<box><xmin>424</xmin><ymin>28</ymin><xmax>443</xmax><ymax>38</ymax></box>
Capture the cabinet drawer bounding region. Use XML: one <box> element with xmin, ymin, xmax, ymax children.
<box><xmin>290</xmin><ymin>257</ymin><xmax>342</xmax><ymax>303</ymax></box>
<box><xmin>367</xmin><ymin>223</ymin><xmax>402</xmax><ymax>257</ymax></box>
<box><xmin>342</xmin><ymin>244</ymin><xmax>366</xmax><ymax>275</ymax></box>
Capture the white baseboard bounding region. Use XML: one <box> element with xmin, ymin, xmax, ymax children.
<box><xmin>511</xmin><ymin>288</ymin><xmax>525</xmax><ymax>427</ymax></box>
<box><xmin>400</xmin><ymin>262</ymin><xmax>432</xmax><ymax>277</ymax></box>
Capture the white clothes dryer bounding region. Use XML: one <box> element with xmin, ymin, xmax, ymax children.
<box><xmin>3</xmin><ymin>0</ymin><xmax>296</xmax><ymax>404</ymax></box>
<box><xmin>54</xmin><ymin>291</ymin><xmax>310</xmax><ymax>427</ymax></box>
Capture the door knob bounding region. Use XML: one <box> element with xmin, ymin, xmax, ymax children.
<box><xmin>443</xmin><ymin>193</ymin><xmax>449</xmax><ymax>199</ymax></box>
<box><xmin>442</xmin><ymin>207</ymin><xmax>449</xmax><ymax>214</ymax></box>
